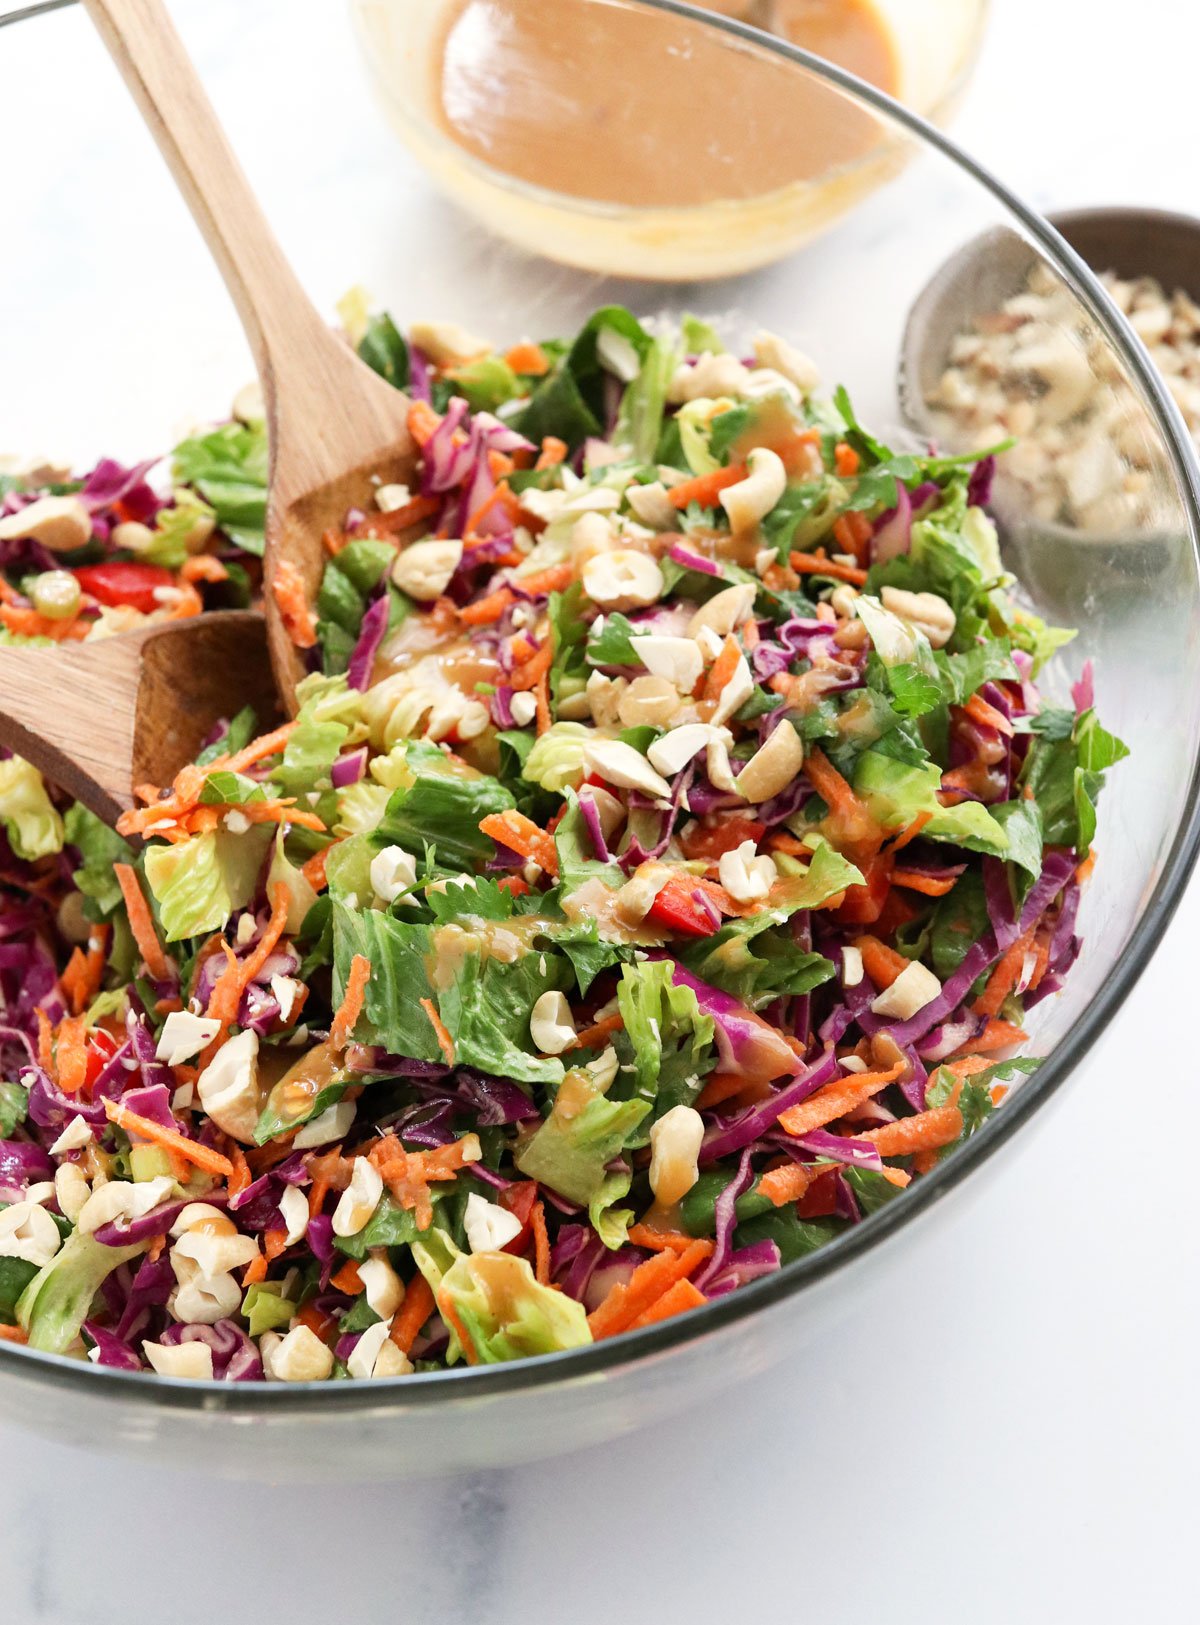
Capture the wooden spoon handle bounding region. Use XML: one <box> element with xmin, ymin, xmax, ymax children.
<box><xmin>81</xmin><ymin>0</ymin><xmax>330</xmax><ymax>399</ymax></box>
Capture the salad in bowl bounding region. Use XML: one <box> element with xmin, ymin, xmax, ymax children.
<box><xmin>0</xmin><ymin>302</ymin><xmax>1124</xmax><ymax>1382</ymax></box>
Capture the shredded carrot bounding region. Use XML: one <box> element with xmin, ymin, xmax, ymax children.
<box><xmin>241</xmin><ymin>1253</ymin><xmax>268</xmax><ymax>1286</ymax></box>
<box><xmin>625</xmin><ymin>1225</ymin><xmax>695</xmax><ymax>1253</ymax></box>
<box><xmin>0</xmin><ymin>602</ymin><xmax>85</xmax><ymax>642</ymax></box>
<box><xmin>180</xmin><ymin>553</ymin><xmax>230</xmax><ymax>585</ymax></box>
<box><xmin>628</xmin><ymin>1277</ymin><xmax>706</xmax><ymax>1330</ymax></box>
<box><xmin>497</xmin><ymin>876</ymin><xmax>530</xmax><ymax>897</ymax></box>
<box><xmin>60</xmin><ymin>925</ymin><xmax>109</xmax><ymax>1015</ymax></box>
<box><xmin>854</xmin><ymin>934</ymin><xmax>909</xmax><ymax>990</ymax></box>
<box><xmin>832</xmin><ymin>510</ymin><xmax>872</xmax><ymax>563</ymax></box>
<box><xmin>301</xmin><ymin>842</ymin><xmax>336</xmax><ymax>892</ymax></box>
<box><xmin>227</xmin><ymin>1144</ymin><xmax>253</xmax><ymax>1200</ymax></box>
<box><xmin>0</xmin><ymin>1324</ymin><xmax>28</xmax><ymax>1343</ymax></box>
<box><xmin>360</xmin><ymin>492</ymin><xmax>442</xmax><ymax>537</ymax></box>
<box><xmin>757</xmin><ymin>1161</ymin><xmax>821</xmax><ymax>1207</ymax></box>
<box><xmin>955</xmin><ymin>1017</ymin><xmax>1027</xmax><ymax>1056</ymax></box>
<box><xmin>887</xmin><ymin>811</ymin><xmax>933</xmax><ymax>854</ymax></box>
<box><xmin>704</xmin><ymin>633</ymin><xmax>743</xmax><ymax>703</ymax></box>
<box><xmin>587</xmin><ymin>1239</ymin><xmax>713</xmax><ymax>1340</ymax></box>
<box><xmin>217</xmin><ymin>723</ymin><xmax>299</xmax><ymax>778</ymax></box>
<box><xmin>974</xmin><ymin>928</ymin><xmax>1036</xmax><ymax>1020</ymax></box>
<box><xmin>297</xmin><ymin>1301</ymin><xmax>337</xmax><ymax>1343</ymax></box>
<box><xmin>390</xmin><ymin>1273</ymin><xmax>435</xmax><ymax>1354</ymax></box>
<box><xmin>1076</xmin><ymin>848</ymin><xmax>1096</xmax><ymax>885</ymax></box>
<box><xmin>864</xmin><ymin>1105</ymin><xmax>963</xmax><ymax>1157</ymax></box>
<box><xmin>668</xmin><ymin>463</ymin><xmax>748</xmax><ymax>511</ymax></box>
<box><xmin>330</xmin><ymin>1258</ymin><xmax>365</xmax><ymax>1296</ymax></box>
<box><xmin>420</xmin><ymin>997</ymin><xmax>456</xmax><ymax>1065</ymax></box>
<box><xmin>517</xmin><ymin>562</ymin><xmax>576</xmax><ymax>596</ymax></box>
<box><xmin>406</xmin><ymin>399</ymin><xmax>442</xmax><ymax>449</ymax></box>
<box><xmin>695</xmin><ymin>1071</ymin><xmax>759</xmax><ymax>1111</ymax></box>
<box><xmin>805</xmin><ymin>749</ymin><xmax>877</xmax><ymax>850</ymax></box>
<box><xmin>161</xmin><ymin>581</ymin><xmax>204</xmax><ymax>620</ymax></box>
<box><xmin>479</xmin><ymin>810</ymin><xmax>559</xmax><ymax>877</ymax></box>
<box><xmin>891</xmin><ymin>868</ymin><xmax>957</xmax><ymax>897</ymax></box>
<box><xmin>510</xmin><ymin>638</ymin><xmax>554</xmax><ymax>691</ymax></box>
<box><xmin>331</xmin><ymin>953</ymin><xmax>371</xmax><ymax>1051</ymax></box>
<box><xmin>790</xmin><ymin>550</ymin><xmax>868</xmax><ymax>586</ymax></box>
<box><xmin>531</xmin><ymin>1200</ymin><xmax>550</xmax><ymax>1284</ymax></box>
<box><xmin>460</xmin><ymin>586</ymin><xmax>516</xmax><ymax>626</ymax></box>
<box><xmin>834</xmin><ymin>441</ymin><xmax>860</xmax><ymax>477</ymax></box>
<box><xmin>271</xmin><ymin>558</ymin><xmax>317</xmax><ymax>649</ymax></box>
<box><xmin>235</xmin><ymin>883</ymin><xmax>291</xmax><ymax>991</ymax></box>
<box><xmin>963</xmin><ymin>692</ymin><xmax>1016</xmax><ymax>737</ymax></box>
<box><xmin>103</xmin><ymin>1097</ymin><xmax>234</xmax><ymax>1178</ymax></box>
<box><xmin>569</xmin><ymin>1011</ymin><xmax>625</xmax><ymax>1051</ymax></box>
<box><xmin>203</xmin><ymin>943</ymin><xmax>242</xmax><ymax>1038</ymax></box>
<box><xmin>306</xmin><ymin>1147</ymin><xmax>350</xmax><ymax>1219</ymax></box>
<box><xmin>113</xmin><ymin>863</ymin><xmax>170</xmax><ymax>981</ymax></box>
<box><xmin>778</xmin><ymin>1060</ymin><xmax>905</xmax><ymax>1137</ymax></box>
<box><xmin>35</xmin><ymin>1008</ymin><xmax>53</xmax><ymax>1074</ymax></box>
<box><xmin>534</xmin><ymin>672</ymin><xmax>551</xmax><ymax>736</ymax></box>
<box><xmin>535</xmin><ymin>435</ymin><xmax>568</xmax><ymax>470</ymax></box>
<box><xmin>438</xmin><ymin>1288</ymin><xmax>478</xmax><ymax>1364</ymax></box>
<box><xmin>505</xmin><ymin>342</ymin><xmax>550</xmax><ymax>376</ymax></box>
<box><xmin>323</xmin><ymin>526</ymin><xmax>348</xmax><ymax>556</ymax></box>
<box><xmin>55</xmin><ymin>1015</ymin><xmax>89</xmax><ymax>1095</ymax></box>
<box><xmin>206</xmin><ymin>798</ymin><xmax>326</xmax><ymax>833</ymax></box>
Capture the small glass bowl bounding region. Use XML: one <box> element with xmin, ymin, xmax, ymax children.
<box><xmin>350</xmin><ymin>0</ymin><xmax>989</xmax><ymax>280</ymax></box>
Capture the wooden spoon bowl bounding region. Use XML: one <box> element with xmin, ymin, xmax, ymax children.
<box><xmin>0</xmin><ymin>611</ymin><xmax>280</xmax><ymax>829</ymax></box>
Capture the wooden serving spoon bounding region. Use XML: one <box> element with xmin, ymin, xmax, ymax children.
<box><xmin>0</xmin><ymin>611</ymin><xmax>280</xmax><ymax>830</ymax></box>
<box><xmin>82</xmin><ymin>0</ymin><xmax>417</xmax><ymax>713</ymax></box>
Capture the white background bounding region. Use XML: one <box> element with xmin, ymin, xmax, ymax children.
<box><xmin>2</xmin><ymin>2</ymin><xmax>1199</xmax><ymax>1621</ymax></box>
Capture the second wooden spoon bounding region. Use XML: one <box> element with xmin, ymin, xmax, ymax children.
<box><xmin>82</xmin><ymin>0</ymin><xmax>418</xmax><ymax>713</ymax></box>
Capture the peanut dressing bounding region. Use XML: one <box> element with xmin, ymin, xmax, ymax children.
<box><xmin>433</xmin><ymin>0</ymin><xmax>898</xmax><ymax>210</ymax></box>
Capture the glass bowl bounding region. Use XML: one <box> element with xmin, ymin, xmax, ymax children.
<box><xmin>1</xmin><ymin>0</ymin><xmax>1198</xmax><ymax>1481</ymax></box>
<box><xmin>350</xmin><ymin>0</ymin><xmax>989</xmax><ymax>279</ymax></box>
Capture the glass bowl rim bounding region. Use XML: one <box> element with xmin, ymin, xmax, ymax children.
<box><xmin>2</xmin><ymin>0</ymin><xmax>1199</xmax><ymax>1414</ymax></box>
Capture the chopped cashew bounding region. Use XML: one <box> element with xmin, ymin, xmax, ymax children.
<box><xmin>143</xmin><ymin>1341</ymin><xmax>214</xmax><ymax>1380</ymax></box>
<box><xmin>464</xmin><ymin>1191</ymin><xmax>524</xmax><ymax>1254</ymax></box>
<box><xmin>530</xmin><ymin>990</ymin><xmax>577</xmax><ymax>1055</ymax></box>
<box><xmin>582</xmin><ymin>549</ymin><xmax>664</xmax><ymax>610</ymax></box>
<box><xmin>392</xmin><ymin>539</ymin><xmax>464</xmax><ymax>602</ymax></box>
<box><xmin>648</xmin><ymin>1105</ymin><xmax>705</xmax><ymax>1204</ymax></box>
<box><xmin>583</xmin><ymin>737</ymin><xmax>672</xmax><ymax>799</ymax></box>
<box><xmin>720</xmin><ymin>447</ymin><xmax>788</xmax><ymax>532</ymax></box>
<box><xmin>332</xmin><ymin>1157</ymin><xmax>384</xmax><ymax>1237</ymax></box>
<box><xmin>196</xmin><ymin>1028</ymin><xmax>262</xmax><ymax>1145</ymax></box>
<box><xmin>155</xmin><ymin>1010</ymin><xmax>221</xmax><ymax>1067</ymax></box>
<box><xmin>718</xmin><ymin>840</ymin><xmax>778</xmax><ymax>903</ymax></box>
<box><xmin>0</xmin><ymin>494</ymin><xmax>91</xmax><ymax>552</ymax></box>
<box><xmin>734</xmin><ymin>720</ymin><xmax>805</xmax><ymax>803</ymax></box>
<box><xmin>870</xmin><ymin>960</ymin><xmax>942</xmax><ymax>1020</ymax></box>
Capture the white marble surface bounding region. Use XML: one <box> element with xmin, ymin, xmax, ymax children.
<box><xmin>2</xmin><ymin>1</ymin><xmax>1199</xmax><ymax>1620</ymax></box>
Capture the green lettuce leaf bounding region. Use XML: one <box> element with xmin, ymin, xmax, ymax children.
<box><xmin>376</xmin><ymin>743</ymin><xmax>514</xmax><ymax>871</ymax></box>
<box><xmin>144</xmin><ymin>826</ymin><xmax>272</xmax><ymax>941</ymax></box>
<box><xmin>680</xmin><ymin>913</ymin><xmax>834</xmax><ymax>1008</ymax></box>
<box><xmin>332</xmin><ymin>902</ymin><xmax>570</xmax><ymax>1084</ymax></box>
<box><xmin>64</xmin><ymin>802</ymin><xmax>134</xmax><ymax>919</ymax></box>
<box><xmin>0</xmin><ymin>757</ymin><xmax>63</xmax><ymax>861</ymax></box>
<box><xmin>438</xmin><ymin>1250</ymin><xmax>592</xmax><ymax>1363</ymax></box>
<box><xmin>172</xmin><ymin>420</ymin><xmax>268</xmax><ymax>553</ymax></box>
<box><xmin>614</xmin><ymin>960</ymin><xmax>715</xmax><ymax>1119</ymax></box>
<box><xmin>853</xmin><ymin>748</ymin><xmax>1008</xmax><ymax>854</ymax></box>
<box><xmin>18</xmin><ymin>1231</ymin><xmax>143</xmax><ymax>1353</ymax></box>
<box><xmin>515</xmin><ymin>1075</ymin><xmax>649</xmax><ymax>1204</ymax></box>
<box><xmin>588</xmin><ymin>1167</ymin><xmax>634</xmax><ymax>1251</ymax></box>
